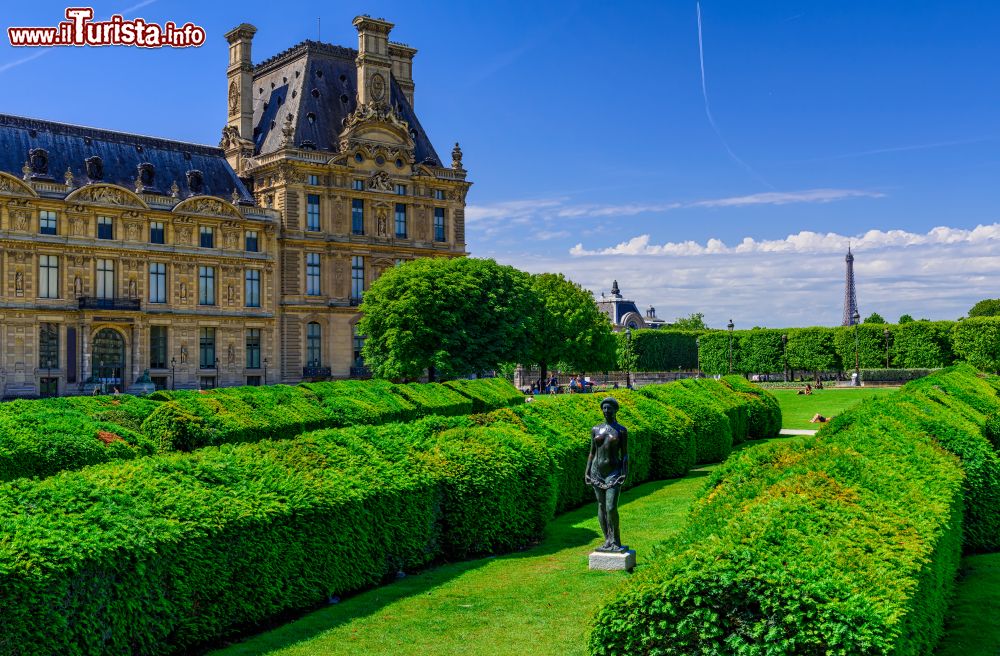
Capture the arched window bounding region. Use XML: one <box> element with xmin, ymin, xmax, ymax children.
<box><xmin>306</xmin><ymin>322</ymin><xmax>322</xmax><ymax>366</ymax></box>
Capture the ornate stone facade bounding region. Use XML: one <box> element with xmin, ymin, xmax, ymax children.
<box><xmin>0</xmin><ymin>15</ymin><xmax>468</xmax><ymax>397</ymax></box>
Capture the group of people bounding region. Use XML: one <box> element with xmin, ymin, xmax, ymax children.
<box><xmin>523</xmin><ymin>373</ymin><xmax>598</xmax><ymax>396</ymax></box>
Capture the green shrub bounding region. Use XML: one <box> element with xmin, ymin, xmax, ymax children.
<box><xmin>736</xmin><ymin>328</ymin><xmax>785</xmax><ymax>376</ymax></box>
<box><xmin>952</xmin><ymin>317</ymin><xmax>1000</xmax><ymax>373</ymax></box>
<box><xmin>625</xmin><ymin>329</ymin><xmax>701</xmax><ymax>371</ymax></box>
<box><xmin>637</xmin><ymin>383</ymin><xmax>732</xmax><ymax>464</ymax></box>
<box><xmin>0</xmin><ymin>401</ymin><xmax>156</xmax><ymax>482</ymax></box>
<box><xmin>859</xmin><ymin>368</ymin><xmax>938</xmax><ymax>383</ymax></box>
<box><xmin>892</xmin><ymin>321</ymin><xmax>955</xmax><ymax>368</ymax></box>
<box><xmin>394</xmin><ymin>382</ymin><xmax>474</xmax><ymax>416</ymax></box>
<box><xmin>833</xmin><ymin>323</ymin><xmax>894</xmax><ymax>370</ymax></box>
<box><xmin>443</xmin><ymin>377</ymin><xmax>524</xmax><ymax>413</ymax></box>
<box><xmin>0</xmin><ymin>429</ymin><xmax>439</xmax><ymax>655</ymax></box>
<box><xmin>301</xmin><ymin>379</ymin><xmax>419</xmax><ymax>425</ymax></box>
<box><xmin>984</xmin><ymin>412</ymin><xmax>1000</xmax><ymax>451</ymax></box>
<box><xmin>416</xmin><ymin>426</ymin><xmax>556</xmax><ymax>558</ymax></box>
<box><xmin>140</xmin><ymin>385</ymin><xmax>331</xmax><ymax>451</ymax></box>
<box><xmin>683</xmin><ymin>378</ymin><xmax>750</xmax><ymax>444</ymax></box>
<box><xmin>720</xmin><ymin>375</ymin><xmax>782</xmax><ymax>438</ymax></box>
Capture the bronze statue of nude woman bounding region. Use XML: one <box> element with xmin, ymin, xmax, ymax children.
<box><xmin>585</xmin><ymin>396</ymin><xmax>629</xmax><ymax>553</ymax></box>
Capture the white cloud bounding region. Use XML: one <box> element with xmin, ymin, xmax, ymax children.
<box><xmin>489</xmin><ymin>223</ymin><xmax>1000</xmax><ymax>328</ymax></box>
<box><xmin>569</xmin><ymin>224</ymin><xmax>1000</xmax><ymax>256</ymax></box>
<box><xmin>466</xmin><ymin>188</ymin><xmax>882</xmax><ymax>226</ymax></box>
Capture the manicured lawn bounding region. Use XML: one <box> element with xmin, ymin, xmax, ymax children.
<box><xmin>936</xmin><ymin>552</ymin><xmax>1000</xmax><ymax>655</ymax></box>
<box><xmin>771</xmin><ymin>387</ymin><xmax>897</xmax><ymax>430</ymax></box>
<box><xmin>210</xmin><ymin>437</ymin><xmax>789</xmax><ymax>656</ymax></box>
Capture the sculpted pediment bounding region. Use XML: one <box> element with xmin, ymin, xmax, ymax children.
<box><xmin>0</xmin><ymin>172</ymin><xmax>38</xmax><ymax>198</ymax></box>
<box><xmin>65</xmin><ymin>183</ymin><xmax>148</xmax><ymax>209</ymax></box>
<box><xmin>172</xmin><ymin>196</ymin><xmax>243</xmax><ymax>219</ymax></box>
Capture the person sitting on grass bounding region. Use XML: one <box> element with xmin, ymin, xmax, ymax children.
<box><xmin>810</xmin><ymin>413</ymin><xmax>828</xmax><ymax>423</ymax></box>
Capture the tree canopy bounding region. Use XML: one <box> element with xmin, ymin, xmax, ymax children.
<box><xmin>358</xmin><ymin>259</ymin><xmax>615</xmax><ymax>382</ymax></box>
<box><xmin>672</xmin><ymin>312</ymin><xmax>708</xmax><ymax>331</ymax></box>
<box><xmin>357</xmin><ymin>258</ymin><xmax>534</xmax><ymax>381</ymax></box>
<box><xmin>968</xmin><ymin>299</ymin><xmax>1000</xmax><ymax>318</ymax></box>
<box><xmin>863</xmin><ymin>312</ymin><xmax>886</xmax><ymax>324</ymax></box>
<box><xmin>525</xmin><ymin>272</ymin><xmax>616</xmax><ymax>380</ymax></box>
<box><xmin>898</xmin><ymin>314</ymin><xmax>915</xmax><ymax>324</ymax></box>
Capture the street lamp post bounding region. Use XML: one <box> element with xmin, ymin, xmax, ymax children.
<box><xmin>781</xmin><ymin>334</ymin><xmax>788</xmax><ymax>382</ymax></box>
<box><xmin>884</xmin><ymin>328</ymin><xmax>891</xmax><ymax>369</ymax></box>
<box><xmin>727</xmin><ymin>319</ymin><xmax>735</xmax><ymax>374</ymax></box>
<box><xmin>263</xmin><ymin>357</ymin><xmax>269</xmax><ymax>386</ymax></box>
<box><xmin>170</xmin><ymin>357</ymin><xmax>176</xmax><ymax>391</ymax></box>
<box><xmin>695</xmin><ymin>337</ymin><xmax>700</xmax><ymax>378</ymax></box>
<box><xmin>625</xmin><ymin>328</ymin><xmax>633</xmax><ymax>389</ymax></box>
<box><xmin>853</xmin><ymin>309</ymin><xmax>861</xmax><ymax>386</ymax></box>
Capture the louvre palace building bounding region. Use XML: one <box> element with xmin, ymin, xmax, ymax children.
<box><xmin>0</xmin><ymin>16</ymin><xmax>469</xmax><ymax>397</ymax></box>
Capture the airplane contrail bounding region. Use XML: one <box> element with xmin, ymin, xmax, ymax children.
<box><xmin>696</xmin><ymin>1</ymin><xmax>775</xmax><ymax>190</ymax></box>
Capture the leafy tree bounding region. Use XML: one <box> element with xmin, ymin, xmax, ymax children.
<box><xmin>892</xmin><ymin>321</ymin><xmax>955</xmax><ymax>368</ymax></box>
<box><xmin>736</xmin><ymin>329</ymin><xmax>784</xmax><ymax>375</ymax></box>
<box><xmin>627</xmin><ymin>330</ymin><xmax>701</xmax><ymax>371</ymax></box>
<box><xmin>526</xmin><ymin>272</ymin><xmax>616</xmax><ymax>383</ymax></box>
<box><xmin>952</xmin><ymin>318</ymin><xmax>1000</xmax><ymax>372</ymax></box>
<box><xmin>898</xmin><ymin>314</ymin><xmax>915</xmax><ymax>324</ymax></box>
<box><xmin>358</xmin><ymin>258</ymin><xmax>533</xmax><ymax>381</ymax></box>
<box><xmin>834</xmin><ymin>324</ymin><xmax>892</xmax><ymax>370</ymax></box>
<box><xmin>968</xmin><ymin>299</ymin><xmax>1000</xmax><ymax>318</ymax></box>
<box><xmin>863</xmin><ymin>312</ymin><xmax>886</xmax><ymax>324</ymax></box>
<box><xmin>616</xmin><ymin>333</ymin><xmax>639</xmax><ymax>384</ymax></box>
<box><xmin>697</xmin><ymin>331</ymin><xmax>735</xmax><ymax>375</ymax></box>
<box><xmin>785</xmin><ymin>327</ymin><xmax>838</xmax><ymax>380</ymax></box>
<box><xmin>673</xmin><ymin>312</ymin><xmax>708</xmax><ymax>331</ymax></box>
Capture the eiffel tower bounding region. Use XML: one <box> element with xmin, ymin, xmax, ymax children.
<box><xmin>842</xmin><ymin>245</ymin><xmax>859</xmax><ymax>326</ymax></box>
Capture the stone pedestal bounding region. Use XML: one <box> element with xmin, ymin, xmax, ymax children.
<box><xmin>589</xmin><ymin>549</ymin><xmax>636</xmax><ymax>571</ymax></box>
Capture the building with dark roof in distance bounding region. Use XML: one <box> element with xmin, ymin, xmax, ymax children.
<box><xmin>0</xmin><ymin>15</ymin><xmax>468</xmax><ymax>397</ymax></box>
<box><xmin>596</xmin><ymin>280</ymin><xmax>669</xmax><ymax>331</ymax></box>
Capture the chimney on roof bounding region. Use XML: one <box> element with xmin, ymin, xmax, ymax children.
<box><xmin>388</xmin><ymin>42</ymin><xmax>417</xmax><ymax>108</ymax></box>
<box><xmin>225</xmin><ymin>23</ymin><xmax>257</xmax><ymax>141</ymax></box>
<box><xmin>352</xmin><ymin>16</ymin><xmax>394</xmax><ymax>108</ymax></box>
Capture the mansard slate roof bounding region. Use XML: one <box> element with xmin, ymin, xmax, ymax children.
<box><xmin>0</xmin><ymin>114</ymin><xmax>253</xmax><ymax>202</ymax></box>
<box><xmin>250</xmin><ymin>40</ymin><xmax>441</xmax><ymax>165</ymax></box>
<box><xmin>596</xmin><ymin>298</ymin><xmax>642</xmax><ymax>325</ymax></box>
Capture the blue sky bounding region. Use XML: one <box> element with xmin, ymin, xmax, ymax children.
<box><xmin>3</xmin><ymin>1</ymin><xmax>999</xmax><ymax>327</ymax></box>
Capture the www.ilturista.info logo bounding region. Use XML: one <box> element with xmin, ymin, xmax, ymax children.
<box><xmin>7</xmin><ymin>7</ymin><xmax>205</xmax><ymax>48</ymax></box>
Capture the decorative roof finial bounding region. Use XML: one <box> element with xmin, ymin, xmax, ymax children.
<box><xmin>21</xmin><ymin>160</ymin><xmax>31</xmax><ymax>180</ymax></box>
<box><xmin>170</xmin><ymin>180</ymin><xmax>180</xmax><ymax>198</ymax></box>
<box><xmin>611</xmin><ymin>280</ymin><xmax>621</xmax><ymax>297</ymax></box>
<box><xmin>64</xmin><ymin>167</ymin><xmax>74</xmax><ymax>188</ymax></box>
<box><xmin>452</xmin><ymin>142</ymin><xmax>463</xmax><ymax>170</ymax></box>
<box><xmin>232</xmin><ymin>188</ymin><xmax>241</xmax><ymax>204</ymax></box>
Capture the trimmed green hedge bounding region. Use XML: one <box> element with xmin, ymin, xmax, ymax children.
<box><xmin>684</xmin><ymin>378</ymin><xmax>750</xmax><ymax>445</ymax></box>
<box><xmin>443</xmin><ymin>377</ymin><xmax>524</xmax><ymax>413</ymax></box>
<box><xmin>720</xmin><ymin>375</ymin><xmax>783</xmax><ymax>439</ymax></box>
<box><xmin>394</xmin><ymin>382</ymin><xmax>474</xmax><ymax>417</ymax></box>
<box><xmin>623</xmin><ymin>329</ymin><xmax>702</xmax><ymax>371</ymax></box>
<box><xmin>0</xmin><ymin>398</ymin><xmax>157</xmax><ymax>482</ymax></box>
<box><xmin>637</xmin><ymin>382</ymin><xmax>733</xmax><ymax>464</ymax></box>
<box><xmin>141</xmin><ymin>385</ymin><xmax>331</xmax><ymax>451</ymax></box>
<box><xmin>0</xmin><ymin>375</ymin><xmax>773</xmax><ymax>654</ymax></box>
<box><xmin>0</xmin><ymin>378</ymin><xmax>521</xmax><ymax>483</ymax></box>
<box><xmin>590</xmin><ymin>366</ymin><xmax>995</xmax><ymax>654</ymax></box>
